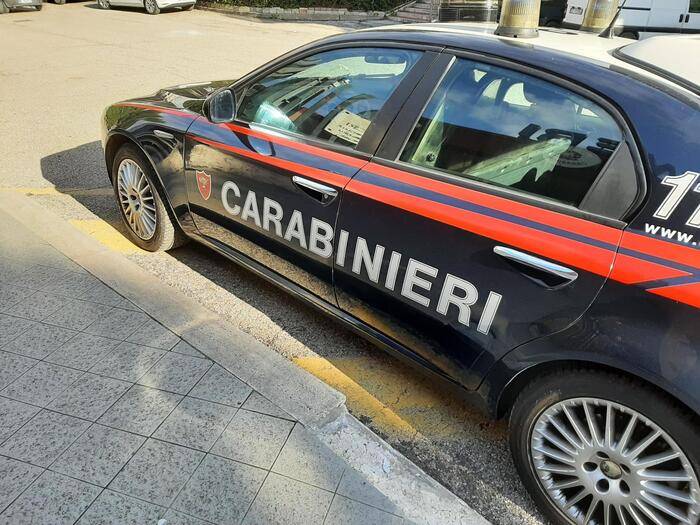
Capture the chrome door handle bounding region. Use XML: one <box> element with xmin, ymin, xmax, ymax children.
<box><xmin>494</xmin><ymin>246</ymin><xmax>578</xmax><ymax>287</ymax></box>
<box><xmin>292</xmin><ymin>176</ymin><xmax>338</xmax><ymax>205</ymax></box>
<box><xmin>154</xmin><ymin>129</ymin><xmax>175</xmax><ymax>140</ymax></box>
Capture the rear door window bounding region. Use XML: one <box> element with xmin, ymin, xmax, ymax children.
<box><xmin>399</xmin><ymin>58</ymin><xmax>624</xmax><ymax>207</ymax></box>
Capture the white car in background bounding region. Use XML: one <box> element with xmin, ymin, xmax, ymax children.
<box><xmin>97</xmin><ymin>0</ymin><xmax>194</xmax><ymax>15</ymax></box>
<box><xmin>564</xmin><ymin>0</ymin><xmax>700</xmax><ymax>39</ymax></box>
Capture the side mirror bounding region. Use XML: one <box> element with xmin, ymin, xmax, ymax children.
<box><xmin>204</xmin><ymin>89</ymin><xmax>236</xmax><ymax>123</ymax></box>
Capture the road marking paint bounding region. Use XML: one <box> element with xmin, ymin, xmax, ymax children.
<box><xmin>69</xmin><ymin>219</ymin><xmax>144</xmax><ymax>254</ymax></box>
<box><xmin>293</xmin><ymin>355</ymin><xmax>485</xmax><ymax>442</ymax></box>
<box><xmin>293</xmin><ymin>356</ymin><xmax>420</xmax><ymax>441</ymax></box>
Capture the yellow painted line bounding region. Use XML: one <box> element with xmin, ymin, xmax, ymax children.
<box><xmin>294</xmin><ymin>355</ymin><xmax>490</xmax><ymax>442</ymax></box>
<box><xmin>293</xmin><ymin>356</ymin><xmax>420</xmax><ymax>441</ymax></box>
<box><xmin>0</xmin><ymin>187</ymin><xmax>112</xmax><ymax>197</ymax></box>
<box><xmin>69</xmin><ymin>219</ymin><xmax>144</xmax><ymax>254</ymax></box>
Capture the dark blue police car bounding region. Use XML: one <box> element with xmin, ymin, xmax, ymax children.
<box><xmin>101</xmin><ymin>24</ymin><xmax>700</xmax><ymax>525</ymax></box>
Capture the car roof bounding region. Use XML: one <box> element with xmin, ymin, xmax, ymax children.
<box><xmin>358</xmin><ymin>23</ymin><xmax>699</xmax><ymax>97</ymax></box>
<box><xmin>617</xmin><ymin>35</ymin><xmax>700</xmax><ymax>95</ymax></box>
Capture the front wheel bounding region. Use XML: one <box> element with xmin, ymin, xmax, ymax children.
<box><xmin>144</xmin><ymin>0</ymin><xmax>159</xmax><ymax>14</ymax></box>
<box><xmin>509</xmin><ymin>370</ymin><xmax>700</xmax><ymax>525</ymax></box>
<box><xmin>112</xmin><ymin>144</ymin><xmax>187</xmax><ymax>251</ymax></box>
<box><xmin>97</xmin><ymin>0</ymin><xmax>109</xmax><ymax>9</ymax></box>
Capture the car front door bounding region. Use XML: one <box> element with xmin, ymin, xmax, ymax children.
<box><xmin>184</xmin><ymin>46</ymin><xmax>433</xmax><ymax>304</ymax></box>
<box><xmin>334</xmin><ymin>54</ymin><xmax>640</xmax><ymax>388</ymax></box>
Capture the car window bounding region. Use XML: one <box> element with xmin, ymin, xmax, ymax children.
<box><xmin>691</xmin><ymin>0</ymin><xmax>700</xmax><ymax>13</ymax></box>
<box><xmin>237</xmin><ymin>48</ymin><xmax>423</xmax><ymax>149</ymax></box>
<box><xmin>399</xmin><ymin>58</ymin><xmax>623</xmax><ymax>207</ymax></box>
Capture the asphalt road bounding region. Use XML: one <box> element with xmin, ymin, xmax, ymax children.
<box><xmin>1</xmin><ymin>5</ymin><xmax>545</xmax><ymax>523</ymax></box>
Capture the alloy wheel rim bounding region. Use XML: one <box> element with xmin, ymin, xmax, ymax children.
<box><xmin>116</xmin><ymin>159</ymin><xmax>157</xmax><ymax>240</ymax></box>
<box><xmin>145</xmin><ymin>0</ymin><xmax>156</xmax><ymax>11</ymax></box>
<box><xmin>530</xmin><ymin>397</ymin><xmax>700</xmax><ymax>525</ymax></box>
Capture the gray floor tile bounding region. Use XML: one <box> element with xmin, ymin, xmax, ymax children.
<box><xmin>0</xmin><ymin>314</ymin><xmax>36</xmax><ymax>347</ymax></box>
<box><xmin>0</xmin><ymin>351</ymin><xmax>37</xmax><ymax>391</ymax></box>
<box><xmin>52</xmin><ymin>424</ymin><xmax>145</xmax><ymax>487</ymax></box>
<box><xmin>2</xmin><ymin>323</ymin><xmax>76</xmax><ymax>360</ymax></box>
<box><xmin>83</xmin><ymin>309</ymin><xmax>150</xmax><ymax>340</ymax></box>
<box><xmin>1</xmin><ymin>362</ymin><xmax>84</xmax><ymax>407</ymax></box>
<box><xmin>336</xmin><ymin>468</ymin><xmax>400</xmax><ymax>514</ymax></box>
<box><xmin>126</xmin><ymin>319</ymin><xmax>180</xmax><ymax>350</ymax></box>
<box><xmin>0</xmin><ymin>456</ymin><xmax>43</xmax><ymax>513</ymax></box>
<box><xmin>153</xmin><ymin>396</ymin><xmax>236</xmax><ymax>452</ymax></box>
<box><xmin>272</xmin><ymin>424</ymin><xmax>345</xmax><ymax>492</ymax></box>
<box><xmin>324</xmin><ymin>495</ymin><xmax>404</xmax><ymax>525</ymax></box>
<box><xmin>89</xmin><ymin>342</ymin><xmax>165</xmax><ymax>382</ymax></box>
<box><xmin>212</xmin><ymin>409</ymin><xmax>293</xmax><ymax>469</ymax></box>
<box><xmin>45</xmin><ymin>333</ymin><xmax>120</xmax><ymax>371</ymax></box>
<box><xmin>161</xmin><ymin>509</ymin><xmax>211</xmax><ymax>525</ymax></box>
<box><xmin>242</xmin><ymin>392</ymin><xmax>294</xmax><ymax>421</ymax></box>
<box><xmin>10</xmin><ymin>265</ymin><xmax>69</xmax><ymax>291</ymax></box>
<box><xmin>189</xmin><ymin>364</ymin><xmax>252</xmax><ymax>407</ymax></box>
<box><xmin>171</xmin><ymin>340</ymin><xmax>207</xmax><ymax>359</ymax></box>
<box><xmin>0</xmin><ymin>410</ymin><xmax>90</xmax><ymax>467</ymax></box>
<box><xmin>242</xmin><ymin>472</ymin><xmax>333</xmax><ymax>525</ymax></box>
<box><xmin>109</xmin><ymin>439</ymin><xmax>204</xmax><ymax>507</ymax></box>
<box><xmin>4</xmin><ymin>292</ymin><xmax>65</xmax><ymax>321</ymax></box>
<box><xmin>137</xmin><ymin>352</ymin><xmax>212</xmax><ymax>395</ymax></box>
<box><xmin>77</xmin><ymin>490</ymin><xmax>165</xmax><ymax>525</ymax></box>
<box><xmin>98</xmin><ymin>385</ymin><xmax>182</xmax><ymax>436</ymax></box>
<box><xmin>48</xmin><ymin>373</ymin><xmax>131</xmax><ymax>421</ymax></box>
<box><xmin>43</xmin><ymin>299</ymin><xmax>112</xmax><ymax>331</ymax></box>
<box><xmin>0</xmin><ymin>284</ymin><xmax>34</xmax><ymax>311</ymax></box>
<box><xmin>41</xmin><ymin>271</ymin><xmax>100</xmax><ymax>299</ymax></box>
<box><xmin>173</xmin><ymin>454</ymin><xmax>266</xmax><ymax>524</ymax></box>
<box><xmin>0</xmin><ymin>470</ymin><xmax>100</xmax><ymax>525</ymax></box>
<box><xmin>79</xmin><ymin>283</ymin><xmax>132</xmax><ymax>309</ymax></box>
<box><xmin>0</xmin><ymin>397</ymin><xmax>41</xmax><ymax>443</ymax></box>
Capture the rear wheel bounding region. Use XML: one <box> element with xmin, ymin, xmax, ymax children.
<box><xmin>182</xmin><ymin>2</ymin><xmax>193</xmax><ymax>9</ymax></box>
<box><xmin>144</xmin><ymin>0</ymin><xmax>159</xmax><ymax>14</ymax></box>
<box><xmin>112</xmin><ymin>144</ymin><xmax>186</xmax><ymax>252</ymax></box>
<box><xmin>97</xmin><ymin>0</ymin><xmax>109</xmax><ymax>9</ymax></box>
<box><xmin>509</xmin><ymin>370</ymin><xmax>700</xmax><ymax>525</ymax></box>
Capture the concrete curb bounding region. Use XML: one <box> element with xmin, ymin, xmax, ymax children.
<box><xmin>0</xmin><ymin>190</ymin><xmax>489</xmax><ymax>525</ymax></box>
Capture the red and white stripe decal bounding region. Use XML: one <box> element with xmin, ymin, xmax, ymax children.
<box><xmin>115</xmin><ymin>103</ymin><xmax>700</xmax><ymax>307</ymax></box>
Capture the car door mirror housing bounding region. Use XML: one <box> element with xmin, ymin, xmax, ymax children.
<box><xmin>204</xmin><ymin>89</ymin><xmax>236</xmax><ymax>123</ymax></box>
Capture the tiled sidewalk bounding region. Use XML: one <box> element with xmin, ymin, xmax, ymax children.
<box><xmin>0</xmin><ymin>213</ymin><xmax>405</xmax><ymax>525</ymax></box>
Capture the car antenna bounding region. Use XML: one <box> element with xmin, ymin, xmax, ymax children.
<box><xmin>599</xmin><ymin>0</ymin><xmax>628</xmax><ymax>39</ymax></box>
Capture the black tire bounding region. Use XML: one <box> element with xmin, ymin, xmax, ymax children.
<box><xmin>182</xmin><ymin>2</ymin><xmax>193</xmax><ymax>9</ymax></box>
<box><xmin>144</xmin><ymin>0</ymin><xmax>159</xmax><ymax>14</ymax></box>
<box><xmin>509</xmin><ymin>369</ymin><xmax>700</xmax><ymax>525</ymax></box>
<box><xmin>112</xmin><ymin>144</ymin><xmax>187</xmax><ymax>252</ymax></box>
<box><xmin>35</xmin><ymin>2</ymin><xmax>42</xmax><ymax>9</ymax></box>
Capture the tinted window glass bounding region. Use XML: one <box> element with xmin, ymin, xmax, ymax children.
<box><xmin>690</xmin><ymin>0</ymin><xmax>700</xmax><ymax>13</ymax></box>
<box><xmin>400</xmin><ymin>59</ymin><xmax>623</xmax><ymax>206</ymax></box>
<box><xmin>238</xmin><ymin>48</ymin><xmax>423</xmax><ymax>148</ymax></box>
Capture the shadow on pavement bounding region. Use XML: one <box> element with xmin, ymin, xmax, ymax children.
<box><xmin>40</xmin><ymin>141</ymin><xmax>542</xmax><ymax>525</ymax></box>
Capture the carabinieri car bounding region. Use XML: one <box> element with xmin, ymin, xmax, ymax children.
<box><xmin>101</xmin><ymin>26</ymin><xmax>700</xmax><ymax>525</ymax></box>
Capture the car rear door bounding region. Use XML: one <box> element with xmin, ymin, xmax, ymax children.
<box><xmin>333</xmin><ymin>53</ymin><xmax>642</xmax><ymax>388</ymax></box>
<box><xmin>184</xmin><ymin>45</ymin><xmax>436</xmax><ymax>304</ymax></box>
<box><xmin>684</xmin><ymin>0</ymin><xmax>700</xmax><ymax>32</ymax></box>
